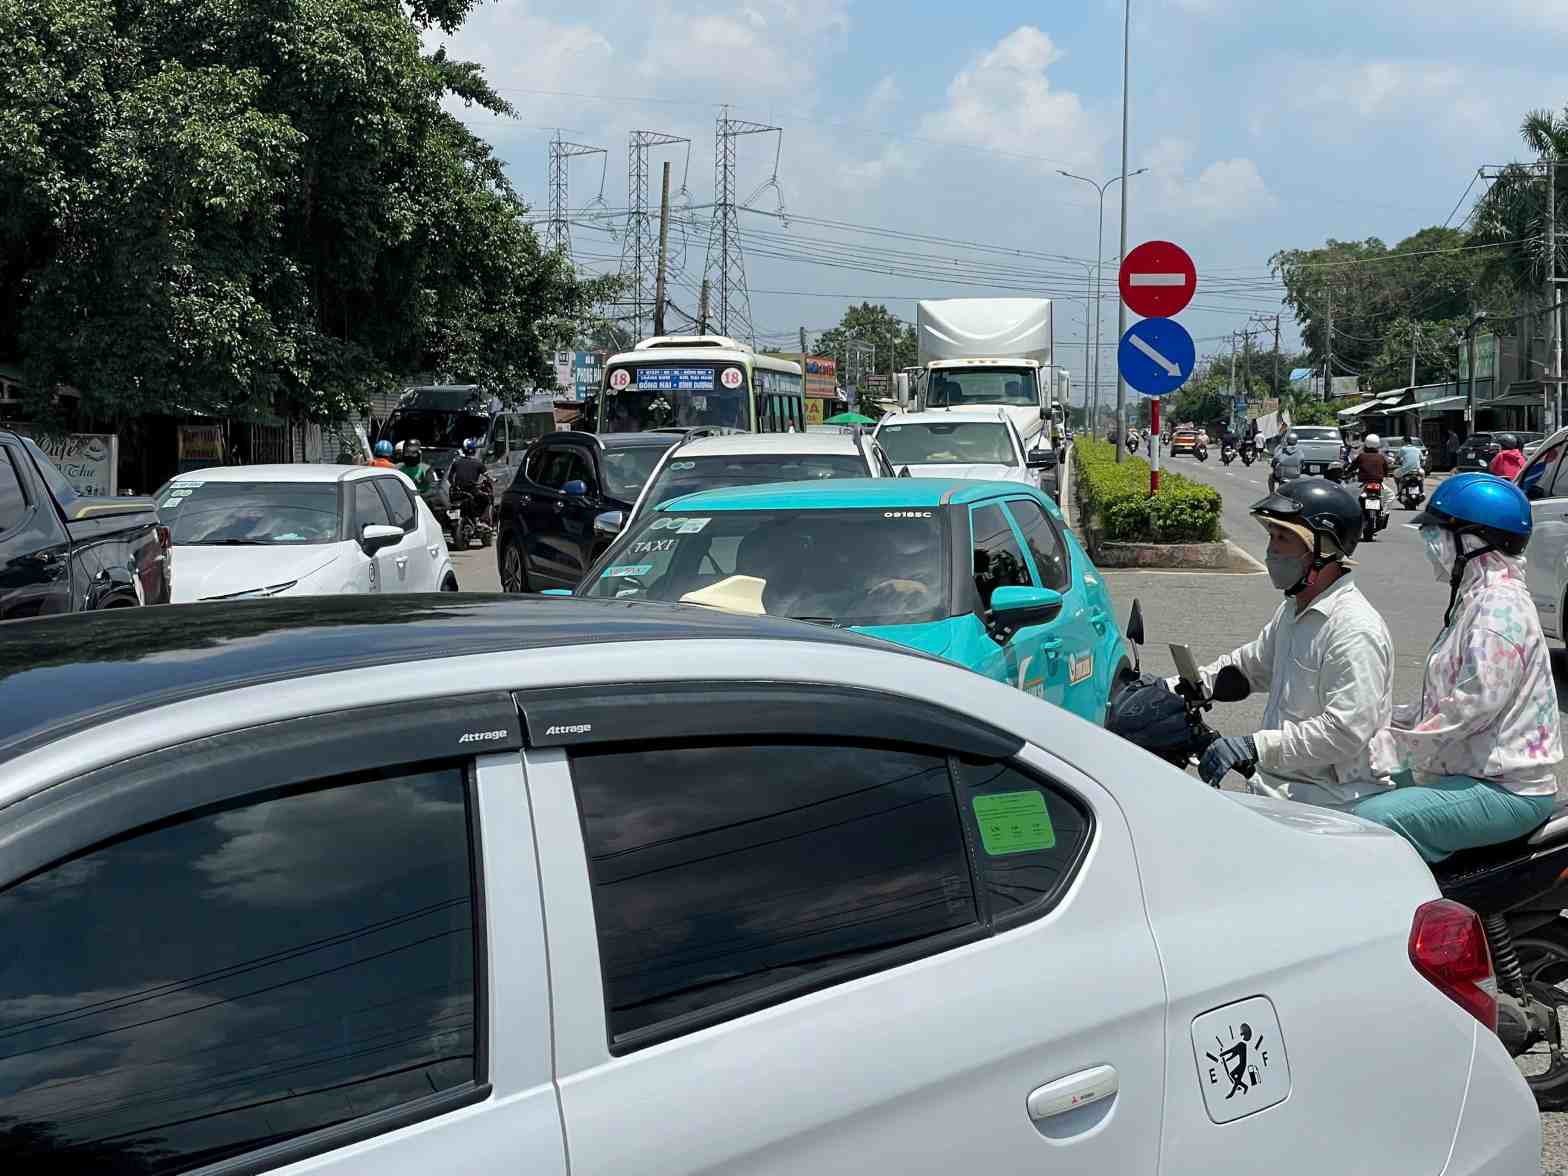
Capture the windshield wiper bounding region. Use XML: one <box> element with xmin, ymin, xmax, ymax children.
<box><xmin>789</xmin><ymin>615</ymin><xmax>842</xmax><ymax>627</ymax></box>
<box><xmin>198</xmin><ymin>538</ymin><xmax>270</xmax><ymax>545</ymax></box>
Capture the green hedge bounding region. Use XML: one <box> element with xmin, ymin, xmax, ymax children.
<box><xmin>1075</xmin><ymin>439</ymin><xmax>1222</xmax><ymax>543</ymax></box>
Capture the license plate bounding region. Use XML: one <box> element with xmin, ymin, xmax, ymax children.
<box><xmin>1366</xmin><ymin>501</ymin><xmax>1382</xmax><ymax>512</ymax></box>
<box><xmin>1305</xmin><ymin>463</ymin><xmax>1321</xmax><ymax>473</ymax></box>
<box><xmin>448</xmin><ymin>509</ymin><xmax>461</xmax><ymax>520</ymax></box>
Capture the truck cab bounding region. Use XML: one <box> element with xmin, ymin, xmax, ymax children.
<box><xmin>912</xmin><ymin>298</ymin><xmax>1056</xmax><ymax>453</ymax></box>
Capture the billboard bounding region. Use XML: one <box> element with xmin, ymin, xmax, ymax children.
<box><xmin>553</xmin><ymin>350</ymin><xmax>605</xmax><ymax>401</ymax></box>
<box><xmin>11</xmin><ymin>427</ymin><xmax>118</xmax><ymax>495</ymax></box>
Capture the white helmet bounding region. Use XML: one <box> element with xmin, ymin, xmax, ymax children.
<box><xmin>1363</xmin><ymin>433</ymin><xmax>1381</xmax><ymax>451</ymax></box>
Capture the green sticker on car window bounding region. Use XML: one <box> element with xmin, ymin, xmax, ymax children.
<box><xmin>972</xmin><ymin>791</ymin><xmax>1054</xmax><ymax>856</ymax></box>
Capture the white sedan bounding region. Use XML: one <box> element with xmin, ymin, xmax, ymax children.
<box><xmin>156</xmin><ymin>464</ymin><xmax>456</xmax><ymax>601</ymax></box>
<box><xmin>0</xmin><ymin>596</ymin><xmax>1537</xmax><ymax>1175</ymax></box>
<box><xmin>874</xmin><ymin>409</ymin><xmax>1053</xmax><ymax>486</ymax></box>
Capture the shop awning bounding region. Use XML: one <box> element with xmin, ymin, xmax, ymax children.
<box><xmin>1415</xmin><ymin>395</ymin><xmax>1467</xmax><ymax>413</ymax></box>
<box><xmin>1487</xmin><ymin>390</ymin><xmax>1550</xmax><ymax>408</ymax></box>
<box><xmin>1336</xmin><ymin>400</ymin><xmax>1385</xmax><ymax>419</ymax></box>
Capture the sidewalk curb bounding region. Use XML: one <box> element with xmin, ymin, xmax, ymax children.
<box><xmin>1095</xmin><ymin>539</ymin><xmax>1265</xmax><ymax>573</ymax></box>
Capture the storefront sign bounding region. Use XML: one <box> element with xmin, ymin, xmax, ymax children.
<box><xmin>13</xmin><ymin>428</ymin><xmax>118</xmax><ymax>496</ymax></box>
<box><xmin>806</xmin><ymin>398</ymin><xmax>827</xmax><ymax>425</ymax></box>
<box><xmin>177</xmin><ymin>424</ymin><xmax>226</xmax><ymax>472</ymax></box>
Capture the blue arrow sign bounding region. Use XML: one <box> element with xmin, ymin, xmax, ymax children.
<box><xmin>1118</xmin><ymin>317</ymin><xmax>1196</xmax><ymax>398</ymax></box>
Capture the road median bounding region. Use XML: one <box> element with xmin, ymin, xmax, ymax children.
<box><xmin>1073</xmin><ymin>439</ymin><xmax>1262</xmax><ymax>573</ymax></box>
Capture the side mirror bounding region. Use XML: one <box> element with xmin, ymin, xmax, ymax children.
<box><xmin>360</xmin><ymin>523</ymin><xmax>403</xmax><ymax>556</ymax></box>
<box><xmin>1026</xmin><ymin>448</ymin><xmax>1056</xmax><ymax>469</ymax></box>
<box><xmin>561</xmin><ymin>479</ymin><xmax>589</xmax><ymax>497</ymax></box>
<box><xmin>1212</xmin><ymin>664</ymin><xmax>1252</xmax><ymax>702</ymax></box>
<box><xmin>987</xmin><ymin>585</ymin><xmax>1063</xmax><ymax>636</ymax></box>
<box><xmin>1528</xmin><ymin>483</ymin><xmax>1546</xmax><ymax>501</ymax></box>
<box><xmin>899</xmin><ymin>465</ymin><xmax>912</xmax><ymax>478</ymax></box>
<box><xmin>1126</xmin><ymin>599</ymin><xmax>1145</xmax><ymax>646</ymax></box>
<box><xmin>595</xmin><ymin>510</ymin><xmax>625</xmax><ymax>537</ymax></box>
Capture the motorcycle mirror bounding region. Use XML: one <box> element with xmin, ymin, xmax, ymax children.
<box><xmin>1212</xmin><ymin>665</ymin><xmax>1251</xmax><ymax>703</ymax></box>
<box><xmin>1126</xmin><ymin>599</ymin><xmax>1145</xmax><ymax>646</ymax></box>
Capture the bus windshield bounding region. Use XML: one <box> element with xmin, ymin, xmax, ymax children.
<box><xmin>926</xmin><ymin>367</ymin><xmax>1039</xmax><ymax>408</ymax></box>
<box><xmin>600</xmin><ymin>362</ymin><xmax>753</xmax><ymax>432</ymax></box>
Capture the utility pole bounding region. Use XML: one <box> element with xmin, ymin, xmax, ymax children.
<box><xmin>799</xmin><ymin>326</ymin><xmax>808</xmax><ymax>355</ymax></box>
<box><xmin>1323</xmin><ymin>284</ymin><xmax>1334</xmax><ymax>403</ymax></box>
<box><xmin>546</xmin><ymin>134</ymin><xmax>607</xmax><ymax>259</ymax></box>
<box><xmin>1549</xmin><ymin>156</ymin><xmax>1559</xmax><ymax>432</ymax></box>
<box><xmin>1410</xmin><ymin>322</ymin><xmax>1419</xmax><ymax>388</ymax></box>
<box><xmin>1115</xmin><ymin>0</ymin><xmax>1132</xmax><ymax>462</ymax></box>
<box><xmin>705</xmin><ymin>107</ymin><xmax>783</xmax><ymax>344</ymax></box>
<box><xmin>698</xmin><ymin>280</ymin><xmax>710</xmax><ymax>335</ymax></box>
<box><xmin>621</xmin><ymin>131</ymin><xmax>690</xmax><ymax>339</ymax></box>
<box><xmin>1227</xmin><ymin>332</ymin><xmax>1237</xmax><ymax>399</ymax></box>
<box><xmin>652</xmin><ymin>161</ymin><xmax>672</xmax><ymax>338</ymax></box>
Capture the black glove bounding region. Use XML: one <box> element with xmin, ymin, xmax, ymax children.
<box><xmin>1199</xmin><ymin>734</ymin><xmax>1257</xmax><ymax>785</ymax></box>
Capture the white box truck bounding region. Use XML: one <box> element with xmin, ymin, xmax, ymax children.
<box><xmin>913</xmin><ymin>298</ymin><xmax>1054</xmax><ymax>448</ymax></box>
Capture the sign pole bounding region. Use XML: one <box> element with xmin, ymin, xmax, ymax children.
<box><xmin>1150</xmin><ymin>398</ymin><xmax>1161</xmax><ymax>494</ymax></box>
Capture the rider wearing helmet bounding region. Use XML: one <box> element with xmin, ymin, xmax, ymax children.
<box><xmin>1191</xmin><ymin>478</ymin><xmax>1395</xmax><ymax>806</ymax></box>
<box><xmin>1351</xmin><ymin>433</ymin><xmax>1395</xmax><ymax>511</ymax></box>
<box><xmin>1356</xmin><ymin>474</ymin><xmax>1562</xmax><ymax>861</ymax></box>
<box><xmin>1270</xmin><ymin>430</ymin><xmax>1304</xmax><ymax>489</ymax></box>
<box><xmin>398</xmin><ymin>440</ymin><xmax>437</xmax><ymax>493</ymax></box>
<box><xmin>1488</xmin><ymin>432</ymin><xmax>1526</xmax><ymax>480</ymax></box>
<box><xmin>370</xmin><ymin>439</ymin><xmax>396</xmax><ymax>469</ymax></box>
<box><xmin>448</xmin><ymin>436</ymin><xmax>487</xmax><ymax>492</ymax></box>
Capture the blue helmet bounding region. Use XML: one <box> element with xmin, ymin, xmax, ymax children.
<box><xmin>462</xmin><ymin>437</ymin><xmax>478</xmax><ymax>456</ymax></box>
<box><xmin>373</xmin><ymin>439</ymin><xmax>393</xmax><ymax>458</ymax></box>
<box><xmin>1414</xmin><ymin>471</ymin><xmax>1531</xmax><ymax>556</ymax></box>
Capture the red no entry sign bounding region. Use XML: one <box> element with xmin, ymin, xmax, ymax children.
<box><xmin>1119</xmin><ymin>240</ymin><xmax>1196</xmax><ymax>318</ymax></box>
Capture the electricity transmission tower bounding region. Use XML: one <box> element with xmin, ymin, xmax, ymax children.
<box><xmin>546</xmin><ymin>134</ymin><xmax>607</xmax><ymax>259</ymax></box>
<box><xmin>703</xmin><ymin>107</ymin><xmax>785</xmax><ymax>343</ymax></box>
<box><xmin>619</xmin><ymin>131</ymin><xmax>691</xmax><ymax>340</ymax></box>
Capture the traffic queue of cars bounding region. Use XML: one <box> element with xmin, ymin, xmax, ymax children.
<box><xmin>0</xmin><ymin>419</ymin><xmax>1551</xmax><ymax>1172</ymax></box>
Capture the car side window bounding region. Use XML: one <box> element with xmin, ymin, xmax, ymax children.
<box><xmin>569</xmin><ymin>740</ymin><xmax>979</xmax><ymax>1047</ymax></box>
<box><xmin>1006</xmin><ymin>499</ymin><xmax>1070</xmax><ymax>591</ymax></box>
<box><xmin>563</xmin><ymin>448</ymin><xmax>597</xmax><ymax>493</ymax></box>
<box><xmin>970</xmin><ymin>502</ymin><xmax>1032</xmax><ymax>607</ymax></box>
<box><xmin>490</xmin><ymin>415</ymin><xmax>509</xmax><ymax>461</ymax></box>
<box><xmin>0</xmin><ymin>764</ymin><xmax>478</xmax><ymax>1172</ymax></box>
<box><xmin>354</xmin><ymin>478</ymin><xmax>393</xmax><ymax>531</ymax></box>
<box><xmin>375</xmin><ymin>476</ymin><xmax>418</xmax><ymax>531</ymax></box>
<box><xmin>1536</xmin><ymin>443</ymin><xmax>1568</xmax><ymax>497</ymax></box>
<box><xmin>952</xmin><ymin>757</ymin><xmax>1092</xmax><ymax>931</ymax></box>
<box><xmin>533</xmin><ymin>447</ymin><xmax>570</xmax><ymax>490</ymax></box>
<box><xmin>0</xmin><ymin>446</ymin><xmax>28</xmax><ymax>533</ymax></box>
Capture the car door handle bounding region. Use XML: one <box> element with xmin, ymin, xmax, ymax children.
<box><xmin>395</xmin><ymin>557</ymin><xmax>408</xmax><ymax>570</ymax></box>
<box><xmin>1040</xmin><ymin>638</ymin><xmax>1063</xmax><ymax>659</ymax></box>
<box><xmin>1089</xmin><ymin>608</ymin><xmax>1108</xmax><ymax>634</ymax></box>
<box><xmin>1028</xmin><ymin>1064</ymin><xmax>1118</xmax><ymax>1123</ymax></box>
<box><xmin>553</xmin><ymin>500</ymin><xmax>565</xmax><ymax>512</ymax></box>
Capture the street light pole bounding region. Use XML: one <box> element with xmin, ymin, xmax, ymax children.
<box><xmin>1059</xmin><ymin>165</ymin><xmax>1148</xmax><ymax>440</ymax></box>
<box><xmin>1116</xmin><ymin>0</ymin><xmax>1132</xmax><ymax>463</ymax></box>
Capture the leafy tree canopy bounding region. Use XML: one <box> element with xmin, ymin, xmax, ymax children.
<box><xmin>816</xmin><ymin>303</ymin><xmax>917</xmax><ymax>375</ymax></box>
<box><xmin>0</xmin><ymin>0</ymin><xmax>614</xmax><ymax>422</ymax></box>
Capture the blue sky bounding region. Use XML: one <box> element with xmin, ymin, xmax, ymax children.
<box><xmin>428</xmin><ymin>0</ymin><xmax>1568</xmax><ymax>391</ymax></box>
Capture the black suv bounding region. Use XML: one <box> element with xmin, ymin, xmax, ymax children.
<box><xmin>1455</xmin><ymin>431</ymin><xmax>1543</xmax><ymax>472</ymax></box>
<box><xmin>496</xmin><ymin>431</ymin><xmax>682</xmax><ymax>592</ymax></box>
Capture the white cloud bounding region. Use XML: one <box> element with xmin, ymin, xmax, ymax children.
<box><xmin>1145</xmin><ymin>137</ymin><xmax>1276</xmax><ymax>223</ymax></box>
<box><xmin>863</xmin><ymin>74</ymin><xmax>901</xmax><ymax>119</ymax></box>
<box><xmin>919</xmin><ymin>26</ymin><xmax>1103</xmax><ymax>169</ymax></box>
<box><xmin>635</xmin><ymin>0</ymin><xmax>849</xmax><ymax>97</ymax></box>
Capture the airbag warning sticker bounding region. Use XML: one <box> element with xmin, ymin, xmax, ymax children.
<box><xmin>972</xmin><ymin>791</ymin><xmax>1054</xmax><ymax>856</ymax></box>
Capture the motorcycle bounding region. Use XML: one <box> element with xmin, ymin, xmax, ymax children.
<box><xmin>420</xmin><ymin>478</ymin><xmax>460</xmax><ymax>546</ymax></box>
<box><xmin>1193</xmin><ymin>442</ymin><xmax>1209</xmax><ymax>463</ymax></box>
<box><xmin>1240</xmin><ymin>444</ymin><xmax>1256</xmax><ymax>467</ymax></box>
<box><xmin>1108</xmin><ymin>626</ymin><xmax>1568</xmax><ymax>1112</ymax></box>
<box><xmin>448</xmin><ymin>475</ymin><xmax>496</xmax><ymax>550</ymax></box>
<box><xmin>1221</xmin><ymin>443</ymin><xmax>1237</xmax><ymax>466</ymax></box>
<box><xmin>1359</xmin><ymin>481</ymin><xmax>1388</xmax><ymax>542</ymax></box>
<box><xmin>1398</xmin><ymin>470</ymin><xmax>1427</xmax><ymax>509</ymax></box>
<box><xmin>1126</xmin><ymin>432</ymin><xmax>1140</xmax><ymax>455</ymax></box>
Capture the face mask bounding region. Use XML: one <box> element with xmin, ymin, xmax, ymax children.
<box><xmin>1423</xmin><ymin>526</ymin><xmax>1454</xmax><ymax>582</ymax></box>
<box><xmin>1266</xmin><ymin>551</ymin><xmax>1311</xmax><ymax>592</ymax></box>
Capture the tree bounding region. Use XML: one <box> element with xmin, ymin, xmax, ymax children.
<box><xmin>0</xmin><ymin>0</ymin><xmax>615</xmax><ymax>423</ymax></box>
<box><xmin>1270</xmin><ymin>227</ymin><xmax>1488</xmax><ymax>392</ymax></box>
<box><xmin>816</xmin><ymin>303</ymin><xmax>917</xmax><ymax>380</ymax></box>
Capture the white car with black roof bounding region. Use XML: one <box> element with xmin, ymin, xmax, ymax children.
<box><xmin>0</xmin><ymin>594</ymin><xmax>1539</xmax><ymax>1175</ymax></box>
<box><xmin>874</xmin><ymin>408</ymin><xmax>1054</xmax><ymax>487</ymax></box>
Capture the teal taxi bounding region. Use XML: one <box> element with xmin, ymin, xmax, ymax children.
<box><xmin>574</xmin><ymin>478</ymin><xmax>1133</xmax><ymax>722</ymax></box>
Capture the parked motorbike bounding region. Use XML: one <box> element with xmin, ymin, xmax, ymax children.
<box><xmin>1359</xmin><ymin>481</ymin><xmax>1388</xmax><ymax>542</ymax></box>
<box><xmin>1240</xmin><ymin>444</ymin><xmax>1256</xmax><ymax>467</ymax></box>
<box><xmin>1221</xmin><ymin>443</ymin><xmax>1237</xmax><ymax>465</ymax></box>
<box><xmin>448</xmin><ymin>475</ymin><xmax>496</xmax><ymax>549</ymax></box>
<box><xmin>1398</xmin><ymin>470</ymin><xmax>1427</xmax><ymax>509</ymax></box>
<box><xmin>1108</xmin><ymin>628</ymin><xmax>1568</xmax><ymax>1112</ymax></box>
<box><xmin>1193</xmin><ymin>442</ymin><xmax>1209</xmax><ymax>462</ymax></box>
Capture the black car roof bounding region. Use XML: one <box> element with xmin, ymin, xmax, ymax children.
<box><xmin>0</xmin><ymin>595</ymin><xmax>888</xmax><ymax>768</ymax></box>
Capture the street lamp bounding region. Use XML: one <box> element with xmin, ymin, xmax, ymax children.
<box><xmin>1059</xmin><ymin>167</ymin><xmax>1148</xmax><ymax>441</ymax></box>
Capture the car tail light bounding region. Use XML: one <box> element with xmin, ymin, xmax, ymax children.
<box><xmin>156</xmin><ymin>525</ymin><xmax>171</xmax><ymax>550</ymax></box>
<box><xmin>1409</xmin><ymin>899</ymin><xmax>1497</xmax><ymax>1032</ymax></box>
